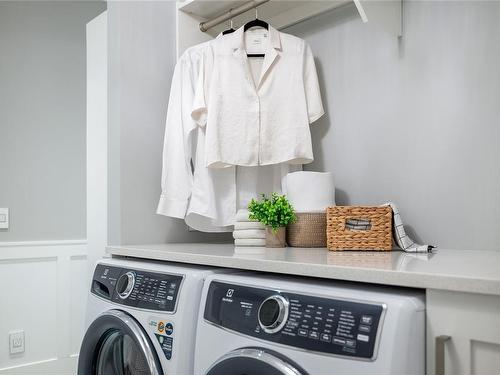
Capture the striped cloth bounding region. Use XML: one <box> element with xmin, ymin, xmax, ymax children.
<box><xmin>384</xmin><ymin>202</ymin><xmax>434</xmax><ymax>253</ymax></box>
<box><xmin>345</xmin><ymin>218</ymin><xmax>372</xmax><ymax>231</ymax></box>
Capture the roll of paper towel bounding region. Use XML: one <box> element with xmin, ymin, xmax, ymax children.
<box><xmin>283</xmin><ymin>171</ymin><xmax>335</xmax><ymax>212</ymax></box>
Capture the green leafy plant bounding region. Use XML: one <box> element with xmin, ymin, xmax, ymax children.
<box><xmin>248</xmin><ymin>193</ymin><xmax>297</xmax><ymax>233</ymax></box>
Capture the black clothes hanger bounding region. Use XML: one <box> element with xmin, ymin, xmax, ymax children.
<box><xmin>222</xmin><ymin>18</ymin><xmax>236</xmax><ymax>35</ymax></box>
<box><xmin>222</xmin><ymin>27</ymin><xmax>236</xmax><ymax>35</ymax></box>
<box><xmin>243</xmin><ymin>18</ymin><xmax>268</xmax><ymax>32</ymax></box>
<box><xmin>244</xmin><ymin>7</ymin><xmax>268</xmax><ymax>58</ymax></box>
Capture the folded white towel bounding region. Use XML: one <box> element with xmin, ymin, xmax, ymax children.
<box><xmin>234</xmin><ymin>238</ymin><xmax>266</xmax><ymax>247</ymax></box>
<box><xmin>236</xmin><ymin>209</ymin><xmax>252</xmax><ymax>222</ymax></box>
<box><xmin>234</xmin><ymin>221</ymin><xmax>265</xmax><ymax>230</ymax></box>
<box><xmin>233</xmin><ymin>229</ymin><xmax>266</xmax><ymax>239</ymax></box>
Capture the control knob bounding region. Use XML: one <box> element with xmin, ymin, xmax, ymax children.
<box><xmin>116</xmin><ymin>271</ymin><xmax>135</xmax><ymax>299</ymax></box>
<box><xmin>258</xmin><ymin>295</ymin><xmax>289</xmax><ymax>334</ymax></box>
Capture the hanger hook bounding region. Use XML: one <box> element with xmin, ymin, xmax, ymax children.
<box><xmin>230</xmin><ymin>18</ymin><xmax>234</xmax><ymax>29</ymax></box>
<box><xmin>255</xmin><ymin>6</ymin><xmax>258</xmax><ymax>20</ymax></box>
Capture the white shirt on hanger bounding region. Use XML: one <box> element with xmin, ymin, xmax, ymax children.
<box><xmin>157</xmin><ymin>37</ymin><xmax>300</xmax><ymax>232</ymax></box>
<box><xmin>192</xmin><ymin>25</ymin><xmax>325</xmax><ymax>169</ymax></box>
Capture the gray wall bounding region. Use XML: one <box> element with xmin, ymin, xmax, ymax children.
<box><xmin>0</xmin><ymin>1</ymin><xmax>106</xmax><ymax>242</ymax></box>
<box><xmin>106</xmin><ymin>1</ymin><xmax>500</xmax><ymax>249</ymax></box>
<box><xmin>287</xmin><ymin>1</ymin><xmax>500</xmax><ymax>250</ymax></box>
<box><xmin>107</xmin><ymin>2</ymin><xmax>231</xmax><ymax>244</ymax></box>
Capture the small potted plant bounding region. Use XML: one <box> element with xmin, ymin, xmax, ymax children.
<box><xmin>248</xmin><ymin>193</ymin><xmax>297</xmax><ymax>248</ymax></box>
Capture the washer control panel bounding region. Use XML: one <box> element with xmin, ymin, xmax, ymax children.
<box><xmin>204</xmin><ymin>281</ymin><xmax>385</xmax><ymax>360</ymax></box>
<box><xmin>91</xmin><ymin>264</ymin><xmax>183</xmax><ymax>312</ymax></box>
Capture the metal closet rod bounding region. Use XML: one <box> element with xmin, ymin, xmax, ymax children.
<box><xmin>199</xmin><ymin>0</ymin><xmax>270</xmax><ymax>32</ymax></box>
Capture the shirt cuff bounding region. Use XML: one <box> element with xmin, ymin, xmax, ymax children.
<box><xmin>191</xmin><ymin>107</ymin><xmax>207</xmax><ymax>127</ymax></box>
<box><xmin>309</xmin><ymin>109</ymin><xmax>325</xmax><ymax>124</ymax></box>
<box><xmin>156</xmin><ymin>195</ymin><xmax>189</xmax><ymax>219</ymax></box>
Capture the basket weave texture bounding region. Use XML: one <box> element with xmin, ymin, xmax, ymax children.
<box><xmin>287</xmin><ymin>212</ymin><xmax>327</xmax><ymax>248</ymax></box>
<box><xmin>326</xmin><ymin>206</ymin><xmax>392</xmax><ymax>251</ymax></box>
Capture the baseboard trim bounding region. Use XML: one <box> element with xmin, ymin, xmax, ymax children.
<box><xmin>0</xmin><ymin>241</ymin><xmax>87</xmax><ymax>261</ymax></box>
<box><xmin>0</xmin><ymin>355</ymin><xmax>78</xmax><ymax>374</ymax></box>
<box><xmin>0</xmin><ymin>357</ymin><xmax>58</xmax><ymax>372</ymax></box>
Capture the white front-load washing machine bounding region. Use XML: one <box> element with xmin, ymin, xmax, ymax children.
<box><xmin>78</xmin><ymin>258</ymin><xmax>232</xmax><ymax>375</ymax></box>
<box><xmin>194</xmin><ymin>273</ymin><xmax>425</xmax><ymax>375</ymax></box>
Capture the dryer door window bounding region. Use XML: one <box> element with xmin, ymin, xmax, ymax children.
<box><xmin>95</xmin><ymin>330</ymin><xmax>150</xmax><ymax>374</ymax></box>
<box><xmin>78</xmin><ymin>310</ymin><xmax>163</xmax><ymax>375</ymax></box>
<box><xmin>206</xmin><ymin>348</ymin><xmax>306</xmax><ymax>375</ymax></box>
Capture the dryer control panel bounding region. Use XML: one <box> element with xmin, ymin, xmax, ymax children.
<box><xmin>204</xmin><ymin>281</ymin><xmax>385</xmax><ymax>360</ymax></box>
<box><xmin>91</xmin><ymin>264</ymin><xmax>183</xmax><ymax>312</ymax></box>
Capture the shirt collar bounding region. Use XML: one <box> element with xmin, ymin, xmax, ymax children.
<box><xmin>230</xmin><ymin>25</ymin><xmax>282</xmax><ymax>51</ymax></box>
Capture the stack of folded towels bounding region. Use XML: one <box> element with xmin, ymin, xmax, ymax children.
<box><xmin>233</xmin><ymin>209</ymin><xmax>266</xmax><ymax>247</ymax></box>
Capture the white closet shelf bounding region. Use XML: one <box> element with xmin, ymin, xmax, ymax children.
<box><xmin>177</xmin><ymin>0</ymin><xmax>403</xmax><ymax>56</ymax></box>
<box><xmin>179</xmin><ymin>0</ymin><xmax>353</xmax><ymax>34</ymax></box>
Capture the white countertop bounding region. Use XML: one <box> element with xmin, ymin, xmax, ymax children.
<box><xmin>106</xmin><ymin>244</ymin><xmax>500</xmax><ymax>296</ymax></box>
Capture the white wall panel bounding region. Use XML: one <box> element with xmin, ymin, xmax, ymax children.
<box><xmin>0</xmin><ymin>258</ymin><xmax>58</xmax><ymax>368</ymax></box>
<box><xmin>87</xmin><ymin>11</ymin><xmax>109</xmax><ymax>275</ymax></box>
<box><xmin>69</xmin><ymin>256</ymin><xmax>88</xmax><ymax>356</ymax></box>
<box><xmin>0</xmin><ymin>242</ymin><xmax>87</xmax><ymax>375</ymax></box>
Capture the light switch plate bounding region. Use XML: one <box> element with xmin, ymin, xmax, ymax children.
<box><xmin>0</xmin><ymin>208</ymin><xmax>9</xmax><ymax>229</ymax></box>
<box><xmin>9</xmin><ymin>330</ymin><xmax>24</xmax><ymax>354</ymax></box>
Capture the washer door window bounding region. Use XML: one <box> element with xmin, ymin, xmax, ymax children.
<box><xmin>206</xmin><ymin>348</ymin><xmax>306</xmax><ymax>375</ymax></box>
<box><xmin>78</xmin><ymin>310</ymin><xmax>162</xmax><ymax>375</ymax></box>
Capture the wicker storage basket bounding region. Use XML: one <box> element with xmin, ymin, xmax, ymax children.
<box><xmin>287</xmin><ymin>212</ymin><xmax>327</xmax><ymax>247</ymax></box>
<box><xmin>326</xmin><ymin>206</ymin><xmax>392</xmax><ymax>251</ymax></box>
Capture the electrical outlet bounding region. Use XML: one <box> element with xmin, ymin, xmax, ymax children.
<box><xmin>0</xmin><ymin>208</ymin><xmax>9</xmax><ymax>229</ymax></box>
<box><xmin>9</xmin><ymin>330</ymin><xmax>24</xmax><ymax>354</ymax></box>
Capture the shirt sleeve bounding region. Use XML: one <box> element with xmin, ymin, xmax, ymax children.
<box><xmin>157</xmin><ymin>57</ymin><xmax>196</xmax><ymax>218</ymax></box>
<box><xmin>303</xmin><ymin>42</ymin><xmax>325</xmax><ymax>124</ymax></box>
<box><xmin>191</xmin><ymin>47</ymin><xmax>213</xmax><ymax>127</ymax></box>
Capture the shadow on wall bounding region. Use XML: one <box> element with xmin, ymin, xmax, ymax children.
<box><xmin>308</xmin><ymin>58</ymin><xmax>331</xmax><ymax>174</ymax></box>
<box><xmin>334</xmin><ymin>188</ymin><xmax>350</xmax><ymax>206</ymax></box>
<box><xmin>162</xmin><ymin>218</ymin><xmax>233</xmax><ymax>244</ymax></box>
<box><xmin>288</xmin><ymin>2</ymin><xmax>360</xmax><ymax>177</ymax></box>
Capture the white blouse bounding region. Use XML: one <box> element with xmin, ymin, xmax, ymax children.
<box><xmin>192</xmin><ymin>25</ymin><xmax>324</xmax><ymax>168</ymax></box>
<box><xmin>157</xmin><ymin>37</ymin><xmax>300</xmax><ymax>232</ymax></box>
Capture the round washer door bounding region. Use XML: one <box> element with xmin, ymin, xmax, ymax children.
<box><xmin>205</xmin><ymin>348</ymin><xmax>306</xmax><ymax>375</ymax></box>
<box><xmin>78</xmin><ymin>309</ymin><xmax>163</xmax><ymax>375</ymax></box>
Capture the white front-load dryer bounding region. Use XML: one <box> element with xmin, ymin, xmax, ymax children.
<box><xmin>194</xmin><ymin>273</ymin><xmax>425</xmax><ymax>375</ymax></box>
<box><xmin>78</xmin><ymin>258</ymin><xmax>232</xmax><ymax>375</ymax></box>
